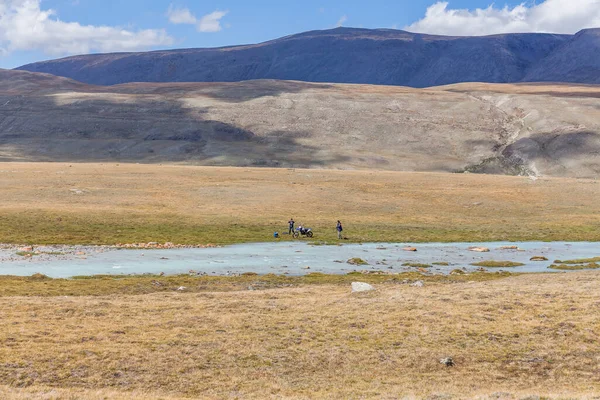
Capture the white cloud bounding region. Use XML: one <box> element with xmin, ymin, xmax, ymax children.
<box><xmin>0</xmin><ymin>0</ymin><xmax>173</xmax><ymax>56</ymax></box>
<box><xmin>197</xmin><ymin>10</ymin><xmax>228</xmax><ymax>33</ymax></box>
<box><xmin>336</xmin><ymin>15</ymin><xmax>347</xmax><ymax>27</ymax></box>
<box><xmin>166</xmin><ymin>6</ymin><xmax>228</xmax><ymax>33</ymax></box>
<box><xmin>406</xmin><ymin>0</ymin><xmax>600</xmax><ymax>36</ymax></box>
<box><xmin>167</xmin><ymin>5</ymin><xmax>196</xmax><ymax>24</ymax></box>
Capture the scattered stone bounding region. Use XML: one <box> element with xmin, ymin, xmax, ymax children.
<box><xmin>411</xmin><ymin>280</ymin><xmax>425</xmax><ymax>287</ymax></box>
<box><xmin>357</xmin><ymin>270</ymin><xmax>389</xmax><ymax>275</ymax></box>
<box><xmin>347</xmin><ymin>258</ymin><xmax>369</xmax><ymax>266</ymax></box>
<box><xmin>530</xmin><ymin>256</ymin><xmax>548</xmax><ymax>261</ymax></box>
<box><xmin>351</xmin><ymin>282</ymin><xmax>375</xmax><ymax>293</ymax></box>
<box><xmin>440</xmin><ymin>357</ymin><xmax>454</xmax><ymax>367</ymax></box>
<box><xmin>114</xmin><ymin>242</ymin><xmax>221</xmax><ymax>249</ymax></box>
<box><xmin>468</xmin><ymin>246</ymin><xmax>490</xmax><ymax>252</ymax></box>
<box><xmin>403</xmin><ymin>247</ymin><xmax>417</xmax><ymax>252</ymax></box>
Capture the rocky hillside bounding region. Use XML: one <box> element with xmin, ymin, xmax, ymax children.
<box><xmin>18</xmin><ymin>27</ymin><xmax>600</xmax><ymax>87</ymax></box>
<box><xmin>0</xmin><ymin>69</ymin><xmax>598</xmax><ymax>177</ymax></box>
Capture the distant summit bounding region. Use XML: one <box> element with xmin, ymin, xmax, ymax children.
<box><xmin>15</xmin><ymin>27</ymin><xmax>600</xmax><ymax>87</ymax></box>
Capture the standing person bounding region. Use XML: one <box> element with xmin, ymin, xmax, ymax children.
<box><xmin>288</xmin><ymin>218</ymin><xmax>295</xmax><ymax>235</ymax></box>
<box><xmin>336</xmin><ymin>220</ymin><xmax>343</xmax><ymax>239</ymax></box>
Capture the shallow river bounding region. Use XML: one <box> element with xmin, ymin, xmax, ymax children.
<box><xmin>0</xmin><ymin>241</ymin><xmax>598</xmax><ymax>278</ymax></box>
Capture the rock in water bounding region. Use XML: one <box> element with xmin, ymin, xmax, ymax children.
<box><xmin>530</xmin><ymin>256</ymin><xmax>549</xmax><ymax>261</ymax></box>
<box><xmin>468</xmin><ymin>247</ymin><xmax>490</xmax><ymax>252</ymax></box>
<box><xmin>351</xmin><ymin>282</ymin><xmax>375</xmax><ymax>293</ymax></box>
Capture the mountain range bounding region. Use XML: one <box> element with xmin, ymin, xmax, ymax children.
<box><xmin>16</xmin><ymin>27</ymin><xmax>600</xmax><ymax>88</ymax></box>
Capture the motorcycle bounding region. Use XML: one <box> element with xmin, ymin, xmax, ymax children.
<box><xmin>293</xmin><ymin>227</ymin><xmax>314</xmax><ymax>238</ymax></box>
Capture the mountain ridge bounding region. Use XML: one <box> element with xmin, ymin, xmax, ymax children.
<box><xmin>16</xmin><ymin>27</ymin><xmax>599</xmax><ymax>87</ymax></box>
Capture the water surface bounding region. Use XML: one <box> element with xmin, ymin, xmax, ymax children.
<box><xmin>1</xmin><ymin>242</ymin><xmax>598</xmax><ymax>278</ymax></box>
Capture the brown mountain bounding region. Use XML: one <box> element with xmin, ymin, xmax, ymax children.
<box><xmin>0</xmin><ymin>69</ymin><xmax>599</xmax><ymax>177</ymax></box>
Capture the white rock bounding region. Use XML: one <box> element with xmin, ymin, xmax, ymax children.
<box><xmin>411</xmin><ymin>280</ymin><xmax>424</xmax><ymax>287</ymax></box>
<box><xmin>177</xmin><ymin>286</ymin><xmax>186</xmax><ymax>291</ymax></box>
<box><xmin>351</xmin><ymin>282</ymin><xmax>375</xmax><ymax>293</ymax></box>
<box><xmin>468</xmin><ymin>246</ymin><xmax>490</xmax><ymax>252</ymax></box>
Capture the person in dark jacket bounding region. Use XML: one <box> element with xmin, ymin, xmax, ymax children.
<box><xmin>336</xmin><ymin>220</ymin><xmax>343</xmax><ymax>239</ymax></box>
<box><xmin>288</xmin><ymin>218</ymin><xmax>295</xmax><ymax>235</ymax></box>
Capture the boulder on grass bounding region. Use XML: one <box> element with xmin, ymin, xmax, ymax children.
<box><xmin>351</xmin><ymin>282</ymin><xmax>375</xmax><ymax>293</ymax></box>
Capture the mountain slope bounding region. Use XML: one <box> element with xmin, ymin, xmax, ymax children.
<box><xmin>16</xmin><ymin>28</ymin><xmax>576</xmax><ymax>87</ymax></box>
<box><xmin>525</xmin><ymin>29</ymin><xmax>600</xmax><ymax>84</ymax></box>
<box><xmin>0</xmin><ymin>69</ymin><xmax>88</xmax><ymax>93</ymax></box>
<box><xmin>0</xmin><ymin>69</ymin><xmax>599</xmax><ymax>177</ymax></box>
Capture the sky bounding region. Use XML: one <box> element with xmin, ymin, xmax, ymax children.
<box><xmin>0</xmin><ymin>0</ymin><xmax>599</xmax><ymax>68</ymax></box>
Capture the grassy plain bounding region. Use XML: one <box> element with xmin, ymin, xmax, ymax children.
<box><xmin>1</xmin><ymin>271</ymin><xmax>599</xmax><ymax>399</ymax></box>
<box><xmin>0</xmin><ymin>163</ymin><xmax>599</xmax><ymax>245</ymax></box>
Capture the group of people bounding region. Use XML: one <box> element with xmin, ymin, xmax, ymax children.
<box><xmin>287</xmin><ymin>218</ymin><xmax>344</xmax><ymax>239</ymax></box>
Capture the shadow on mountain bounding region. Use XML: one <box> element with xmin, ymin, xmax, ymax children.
<box><xmin>502</xmin><ymin>131</ymin><xmax>600</xmax><ymax>176</ymax></box>
<box><xmin>464</xmin><ymin>139</ymin><xmax>503</xmax><ymax>151</ymax></box>
<box><xmin>0</xmin><ymin>94</ymin><xmax>348</xmax><ymax>168</ymax></box>
<box><xmin>504</xmin><ymin>131</ymin><xmax>600</xmax><ymax>160</ymax></box>
<box><xmin>461</xmin><ymin>132</ymin><xmax>600</xmax><ymax>176</ymax></box>
<box><xmin>196</xmin><ymin>80</ymin><xmax>334</xmax><ymax>103</ymax></box>
<box><xmin>110</xmin><ymin>80</ymin><xmax>334</xmax><ymax>104</ymax></box>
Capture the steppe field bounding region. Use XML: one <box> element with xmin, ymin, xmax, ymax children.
<box><xmin>1</xmin><ymin>272</ymin><xmax>600</xmax><ymax>399</ymax></box>
<box><xmin>1</xmin><ymin>163</ymin><xmax>600</xmax><ymax>399</ymax></box>
<box><xmin>0</xmin><ymin>162</ymin><xmax>599</xmax><ymax>244</ymax></box>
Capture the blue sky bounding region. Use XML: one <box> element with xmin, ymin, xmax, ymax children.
<box><xmin>1</xmin><ymin>0</ymin><xmax>599</xmax><ymax>68</ymax></box>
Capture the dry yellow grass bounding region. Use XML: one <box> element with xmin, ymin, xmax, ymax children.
<box><xmin>0</xmin><ymin>272</ymin><xmax>599</xmax><ymax>399</ymax></box>
<box><xmin>0</xmin><ymin>162</ymin><xmax>599</xmax><ymax>244</ymax></box>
